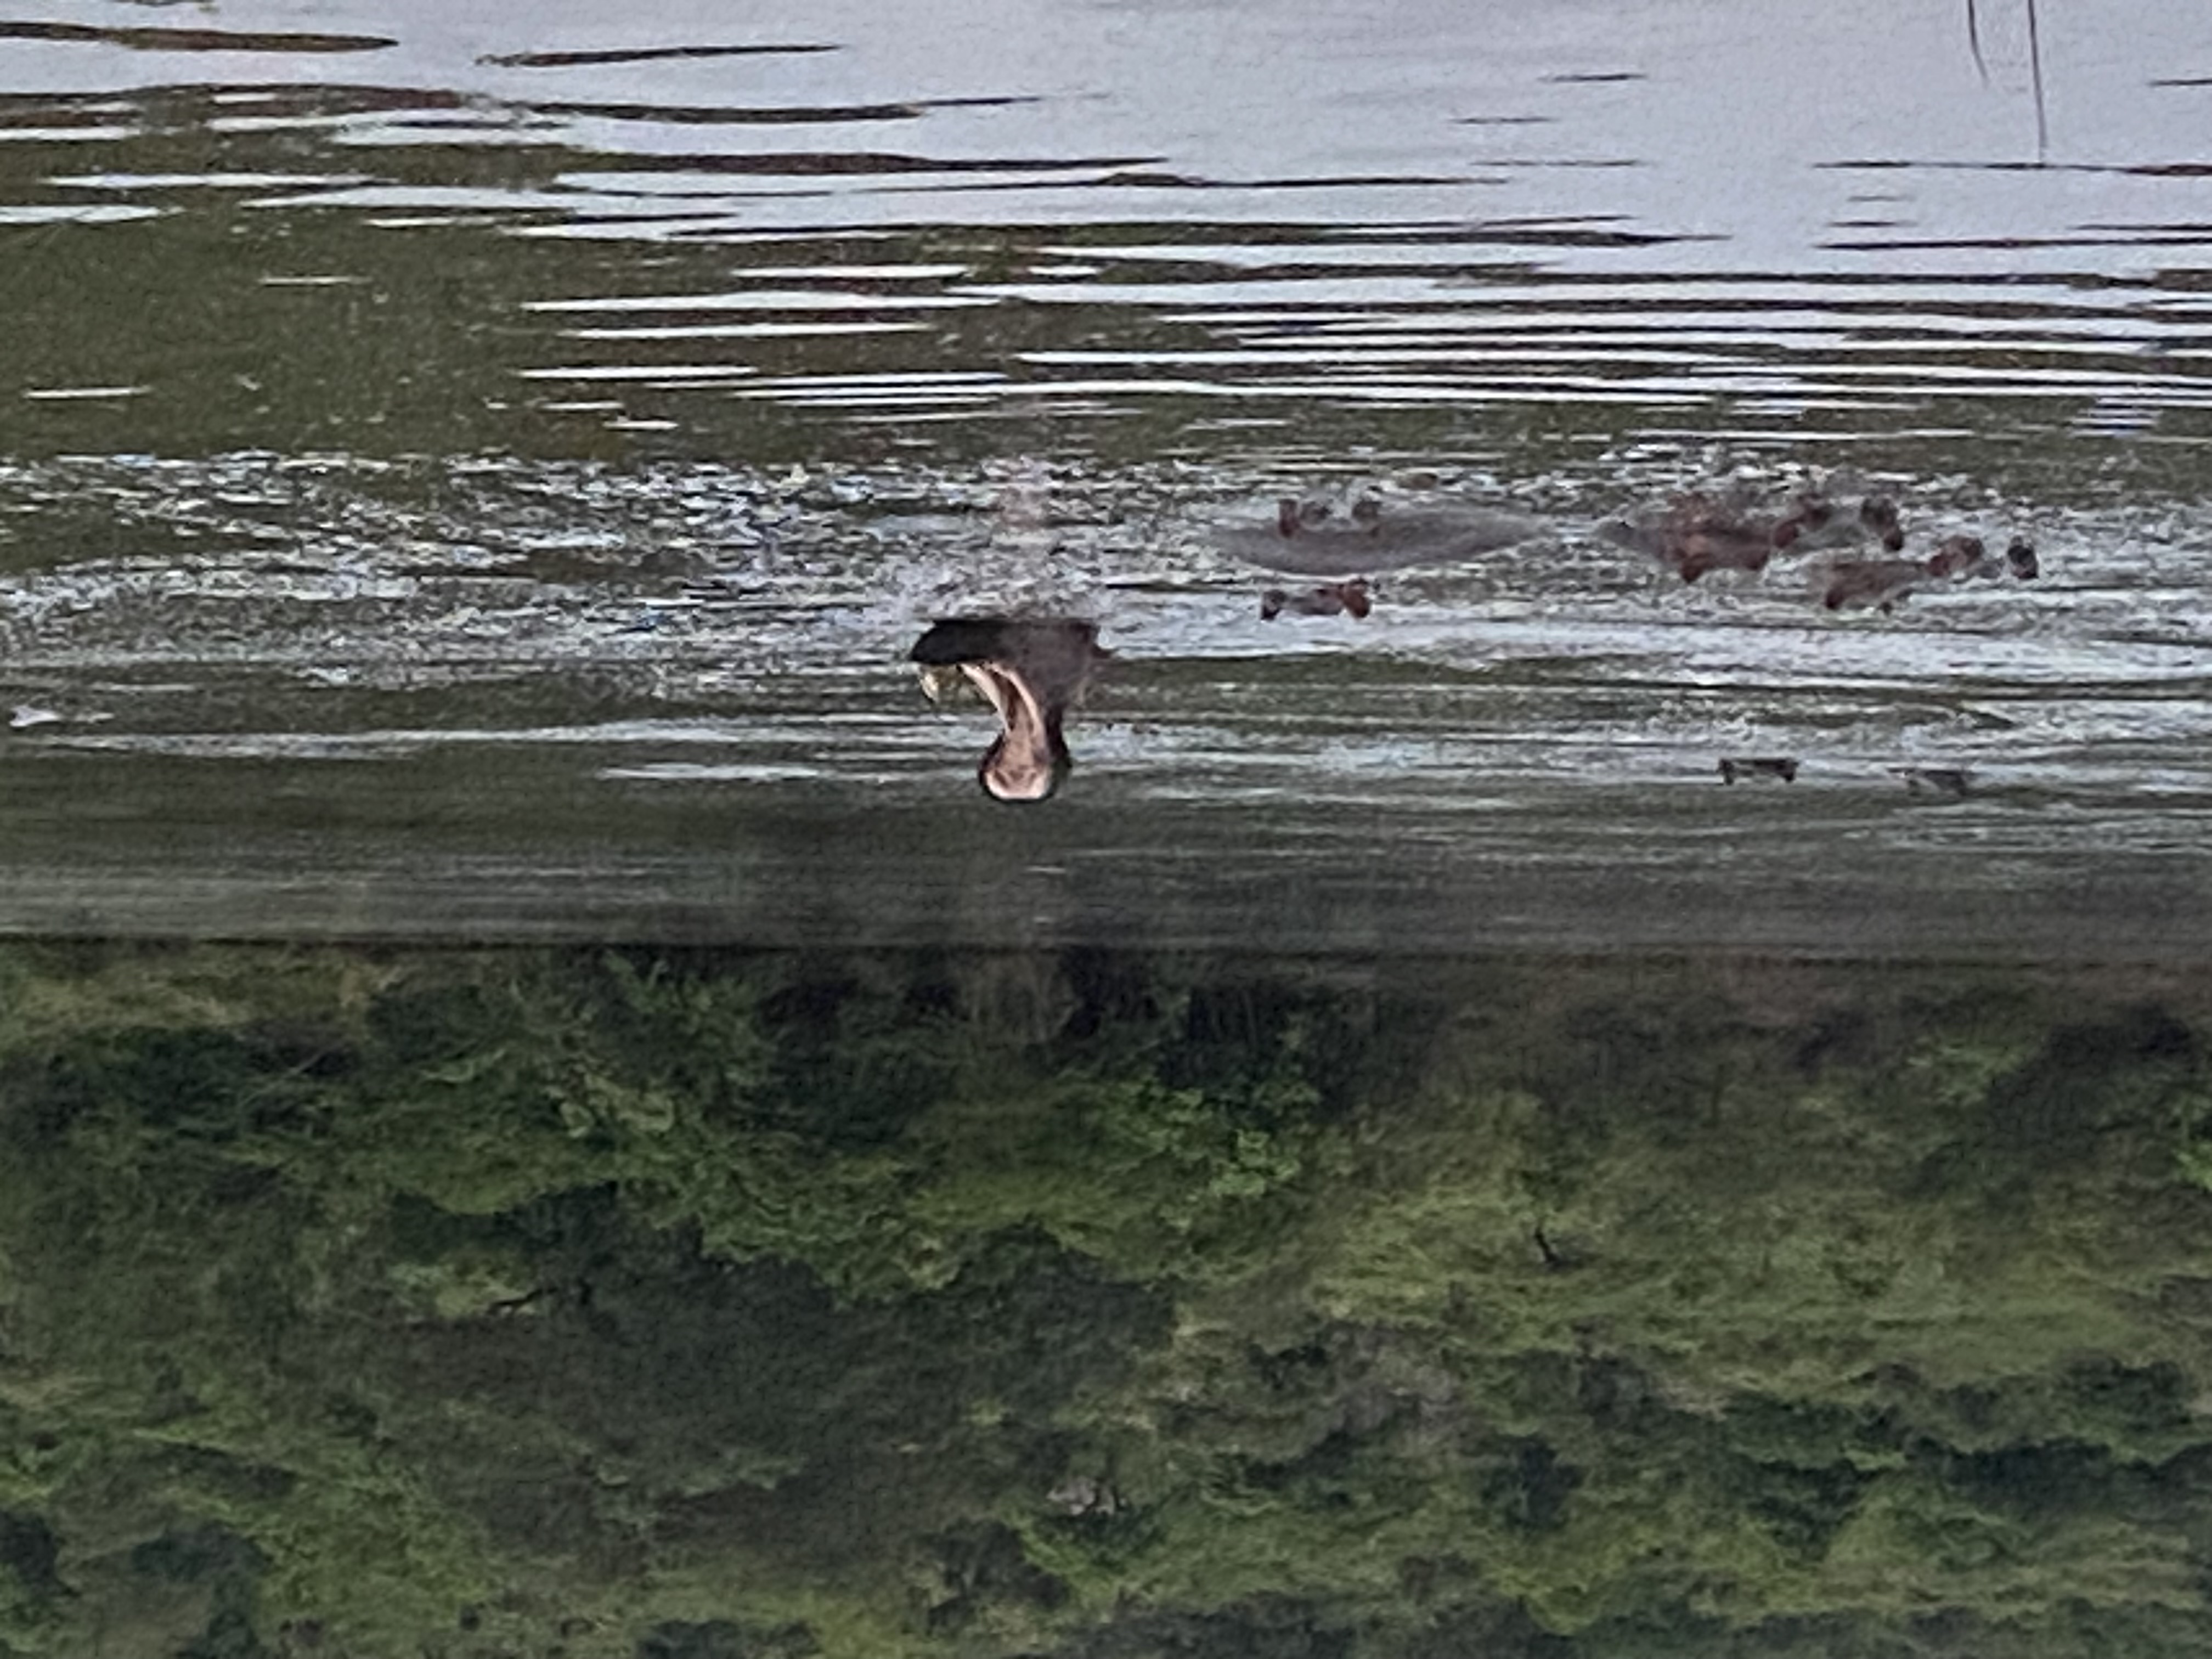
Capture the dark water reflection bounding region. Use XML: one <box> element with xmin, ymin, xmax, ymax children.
<box><xmin>6</xmin><ymin>942</ymin><xmax>2212</xmax><ymax>1657</ymax></box>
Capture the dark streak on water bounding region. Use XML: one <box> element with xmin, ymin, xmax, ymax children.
<box><xmin>481</xmin><ymin>43</ymin><xmax>842</xmax><ymax>70</ymax></box>
<box><xmin>0</xmin><ymin>19</ymin><xmax>397</xmax><ymax>52</ymax></box>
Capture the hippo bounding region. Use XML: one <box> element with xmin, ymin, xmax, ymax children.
<box><xmin>910</xmin><ymin>618</ymin><xmax>1108</xmax><ymax>803</ymax></box>
<box><xmin>1213</xmin><ymin>489</ymin><xmax>1542</xmax><ymax>577</ymax></box>
<box><xmin>1261</xmin><ymin>578</ymin><xmax>1372</xmax><ymax>620</ymax></box>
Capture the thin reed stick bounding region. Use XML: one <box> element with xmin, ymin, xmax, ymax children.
<box><xmin>2026</xmin><ymin>0</ymin><xmax>2049</xmax><ymax>163</ymax></box>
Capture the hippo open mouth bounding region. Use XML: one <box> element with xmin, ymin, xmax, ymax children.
<box><xmin>911</xmin><ymin>618</ymin><xmax>1105</xmax><ymax>804</ymax></box>
<box><xmin>957</xmin><ymin>657</ymin><xmax>1070</xmax><ymax>803</ymax></box>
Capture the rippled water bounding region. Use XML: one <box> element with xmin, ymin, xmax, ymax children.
<box><xmin>2</xmin><ymin>0</ymin><xmax>2210</xmax><ymax>949</ymax></box>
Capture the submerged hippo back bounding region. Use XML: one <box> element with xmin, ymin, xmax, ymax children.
<box><xmin>1213</xmin><ymin>502</ymin><xmax>1542</xmax><ymax>575</ymax></box>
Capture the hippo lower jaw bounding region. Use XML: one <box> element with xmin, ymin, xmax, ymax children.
<box><xmin>963</xmin><ymin>662</ymin><xmax>1069</xmax><ymax>803</ymax></box>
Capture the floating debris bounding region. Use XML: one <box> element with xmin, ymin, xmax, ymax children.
<box><xmin>2007</xmin><ymin>537</ymin><xmax>2040</xmax><ymax>579</ymax></box>
<box><xmin>1897</xmin><ymin>766</ymin><xmax>1972</xmax><ymax>799</ymax></box>
<box><xmin>1719</xmin><ymin>756</ymin><xmax>1799</xmax><ymax>784</ymax></box>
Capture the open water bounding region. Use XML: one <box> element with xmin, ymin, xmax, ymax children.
<box><xmin>3</xmin><ymin>0</ymin><xmax>2211</xmax><ymax>946</ymax></box>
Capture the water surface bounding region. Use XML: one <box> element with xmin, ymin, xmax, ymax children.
<box><xmin>3</xmin><ymin>0</ymin><xmax>2211</xmax><ymax>948</ymax></box>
